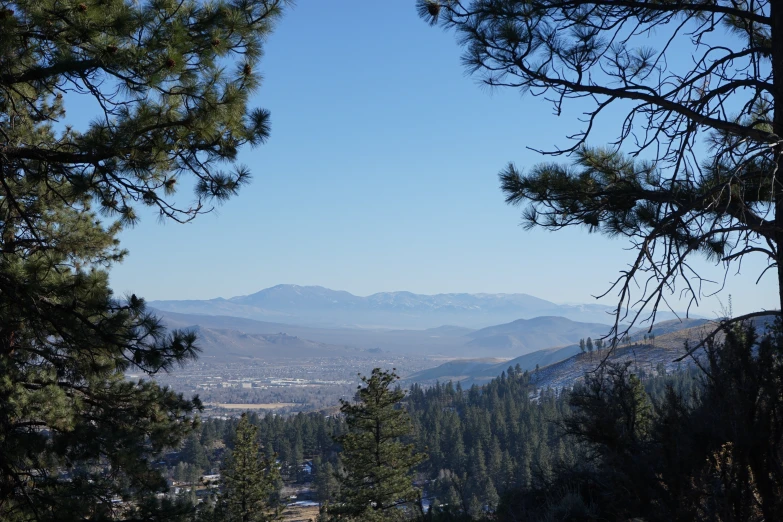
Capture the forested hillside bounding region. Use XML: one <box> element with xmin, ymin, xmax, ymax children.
<box><xmin>172</xmin><ymin>355</ymin><xmax>704</xmax><ymax>521</ymax></box>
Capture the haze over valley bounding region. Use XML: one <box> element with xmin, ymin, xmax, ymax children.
<box><xmin>151</xmin><ymin>284</ymin><xmax>719</xmax><ymax>413</ymax></box>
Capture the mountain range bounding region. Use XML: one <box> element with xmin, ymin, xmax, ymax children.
<box><xmin>148</xmin><ymin>282</ymin><xmax>779</xmax><ymax>403</ymax></box>
<box><xmin>150</xmin><ymin>284</ymin><xmax>686</xmax><ymax>329</ymax></box>
<box><xmin>156</xmin><ymin>310</ymin><xmax>616</xmax><ymax>359</ymax></box>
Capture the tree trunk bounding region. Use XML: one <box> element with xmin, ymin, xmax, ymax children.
<box><xmin>773</xmin><ymin>1</ymin><xmax>783</xmax><ymax>315</ymax></box>
<box><xmin>767</xmin><ymin>11</ymin><xmax>783</xmax><ymax>522</ymax></box>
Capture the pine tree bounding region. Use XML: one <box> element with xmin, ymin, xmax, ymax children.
<box><xmin>567</xmin><ymin>363</ymin><xmax>653</xmax><ymax>455</ymax></box>
<box><xmin>0</xmin><ymin>197</ymin><xmax>200</xmax><ymax>520</ymax></box>
<box><xmin>220</xmin><ymin>413</ymin><xmax>282</xmax><ymax>522</ymax></box>
<box><xmin>182</xmin><ymin>433</ymin><xmax>211</xmax><ymax>473</ymax></box>
<box><xmin>314</xmin><ymin>458</ymin><xmax>341</xmax><ymax>504</ymax></box>
<box><xmin>487</xmin><ymin>437</ymin><xmax>503</xmax><ymax>488</ymax></box>
<box><xmin>326</xmin><ymin>368</ymin><xmax>426</xmax><ymax>522</ymax></box>
<box><xmin>291</xmin><ymin>432</ymin><xmax>305</xmax><ymax>481</ymax></box>
<box><xmin>0</xmin><ymin>0</ymin><xmax>288</xmax><ymax>518</ymax></box>
<box><xmin>419</xmin><ymin>0</ymin><xmax>783</xmax><ymax>333</ymax></box>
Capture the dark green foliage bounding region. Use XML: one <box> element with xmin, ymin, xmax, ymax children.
<box><xmin>0</xmin><ymin>230</ymin><xmax>200</xmax><ymax>520</ymax></box>
<box><xmin>313</xmin><ymin>456</ymin><xmax>341</xmax><ymax>504</ymax></box>
<box><xmin>566</xmin><ymin>363</ymin><xmax>653</xmax><ymax>459</ymax></box>
<box><xmin>0</xmin><ymin>0</ymin><xmax>287</xmax><ymax>518</ymax></box>
<box><xmin>408</xmin><ymin>371</ymin><xmax>577</xmax><ymax>519</ymax></box>
<box><xmin>169</xmin><ymin>361</ymin><xmax>716</xmax><ymax>522</ymax></box>
<box><xmin>683</xmin><ymin>323</ymin><xmax>783</xmax><ymax>521</ymax></box>
<box><xmin>181</xmin><ymin>433</ymin><xmax>212</xmax><ymax>473</ymax></box>
<box><xmin>325</xmin><ymin>368</ymin><xmax>426</xmax><ymax>522</ymax></box>
<box><xmin>564</xmin><ymin>363</ymin><xmax>656</xmax><ymax>518</ymax></box>
<box><xmin>170</xmin><ymin>336</ymin><xmax>783</xmax><ymax>521</ymax></box>
<box><xmin>218</xmin><ymin>413</ymin><xmax>281</xmax><ymax>522</ymax></box>
<box><xmin>1</xmin><ymin>0</ymin><xmax>288</xmax><ymax>225</ymax></box>
<box><xmin>501</xmin><ymin>323</ymin><xmax>783</xmax><ymax>522</ymax></box>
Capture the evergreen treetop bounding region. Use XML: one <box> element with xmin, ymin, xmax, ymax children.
<box><xmin>220</xmin><ymin>413</ymin><xmax>282</xmax><ymax>522</ymax></box>
<box><xmin>325</xmin><ymin>368</ymin><xmax>426</xmax><ymax>522</ymax></box>
<box><xmin>0</xmin><ymin>0</ymin><xmax>288</xmax><ymax>518</ymax></box>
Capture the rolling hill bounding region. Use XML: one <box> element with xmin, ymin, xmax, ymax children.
<box><xmin>407</xmin><ymin>317</ymin><xmax>722</xmax><ymax>386</ymax></box>
<box><xmin>187</xmin><ymin>326</ymin><xmax>366</xmax><ymax>361</ymax></box>
<box><xmin>465</xmin><ymin>316</ymin><xmax>612</xmax><ymax>355</ymax></box>
<box><xmin>158</xmin><ymin>309</ymin><xmax>619</xmax><ymax>359</ymax></box>
<box><xmin>156</xmin><ymin>309</ymin><xmax>477</xmax><ymax>357</ymax></box>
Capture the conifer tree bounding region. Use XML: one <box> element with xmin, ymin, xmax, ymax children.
<box><xmin>0</xmin><ymin>0</ymin><xmax>288</xmax><ymax>518</ymax></box>
<box><xmin>325</xmin><ymin>368</ymin><xmax>426</xmax><ymax>522</ymax></box>
<box><xmin>182</xmin><ymin>433</ymin><xmax>211</xmax><ymax>473</ymax></box>
<box><xmin>314</xmin><ymin>458</ymin><xmax>341</xmax><ymax>504</ymax></box>
<box><xmin>567</xmin><ymin>363</ymin><xmax>653</xmax><ymax>455</ymax></box>
<box><xmin>220</xmin><ymin>413</ymin><xmax>282</xmax><ymax>522</ymax></box>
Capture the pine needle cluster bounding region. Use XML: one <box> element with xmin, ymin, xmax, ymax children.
<box><xmin>0</xmin><ymin>0</ymin><xmax>288</xmax><ymax>519</ymax></box>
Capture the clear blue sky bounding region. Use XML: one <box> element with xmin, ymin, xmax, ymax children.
<box><xmin>107</xmin><ymin>0</ymin><xmax>775</xmax><ymax>317</ymax></box>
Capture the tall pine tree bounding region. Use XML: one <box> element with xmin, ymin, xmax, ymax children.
<box><xmin>0</xmin><ymin>0</ymin><xmax>288</xmax><ymax>519</ymax></box>
<box><xmin>219</xmin><ymin>413</ymin><xmax>282</xmax><ymax>522</ymax></box>
<box><xmin>325</xmin><ymin>368</ymin><xmax>426</xmax><ymax>522</ymax></box>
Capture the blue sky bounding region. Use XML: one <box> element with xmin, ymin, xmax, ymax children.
<box><xmin>107</xmin><ymin>1</ymin><xmax>775</xmax><ymax>317</ymax></box>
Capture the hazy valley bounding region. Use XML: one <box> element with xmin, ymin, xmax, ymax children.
<box><xmin>151</xmin><ymin>284</ymin><xmax>721</xmax><ymax>413</ymax></box>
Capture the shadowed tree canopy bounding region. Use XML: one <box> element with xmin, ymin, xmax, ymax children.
<box><xmin>0</xmin><ymin>0</ymin><xmax>287</xmax><ymax>519</ymax></box>
<box><xmin>419</xmin><ymin>0</ymin><xmax>782</xmax><ymax>335</ymax></box>
<box><xmin>537</xmin><ymin>324</ymin><xmax>783</xmax><ymax>522</ymax></box>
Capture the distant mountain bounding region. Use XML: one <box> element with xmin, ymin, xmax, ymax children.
<box><xmin>633</xmin><ymin>317</ymin><xmax>711</xmax><ymax>337</ymax></box>
<box><xmin>232</xmin><ymin>285</ymin><xmax>364</xmax><ymax>310</ymax></box>
<box><xmin>189</xmin><ymin>326</ymin><xmax>365</xmax><ymax>361</ymax></box>
<box><xmin>150</xmin><ymin>284</ymin><xmax>672</xmax><ymax>329</ymax></box>
<box><xmin>422</xmin><ymin>325</ymin><xmax>476</xmax><ymax>336</ymax></box>
<box><xmin>466</xmin><ymin>316</ymin><xmax>612</xmax><ymax>355</ymax></box>
<box><xmin>527</xmin><ymin>333</ymin><xmax>711</xmax><ymax>391</ymax></box>
<box><xmin>159</xmin><ymin>311</ymin><xmax>295</xmax><ymax>333</ymax></box>
<box><xmin>527</xmin><ymin>314</ymin><xmax>778</xmax><ymax>390</ymax></box>
<box><xmin>406</xmin><ymin>344</ymin><xmax>583</xmax><ymax>387</ymax></box>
